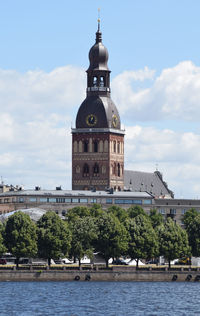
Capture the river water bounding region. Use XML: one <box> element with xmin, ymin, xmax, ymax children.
<box><xmin>1</xmin><ymin>281</ymin><xmax>200</xmax><ymax>316</ymax></box>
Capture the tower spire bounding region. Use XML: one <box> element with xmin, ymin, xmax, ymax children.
<box><xmin>96</xmin><ymin>8</ymin><xmax>102</xmax><ymax>43</ymax></box>
<box><xmin>98</xmin><ymin>8</ymin><xmax>100</xmax><ymax>31</ymax></box>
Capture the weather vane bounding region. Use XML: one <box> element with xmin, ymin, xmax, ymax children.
<box><xmin>98</xmin><ymin>8</ymin><xmax>100</xmax><ymax>30</ymax></box>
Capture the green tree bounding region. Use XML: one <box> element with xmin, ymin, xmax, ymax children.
<box><xmin>37</xmin><ymin>211</ymin><xmax>71</xmax><ymax>266</ymax></box>
<box><xmin>107</xmin><ymin>206</ymin><xmax>128</xmax><ymax>223</ymax></box>
<box><xmin>127</xmin><ymin>205</ymin><xmax>147</xmax><ymax>219</ymax></box>
<box><xmin>183</xmin><ymin>208</ymin><xmax>198</xmax><ymax>231</ymax></box>
<box><xmin>125</xmin><ymin>214</ymin><xmax>159</xmax><ymax>267</ymax></box>
<box><xmin>89</xmin><ymin>204</ymin><xmax>104</xmax><ymax>217</ymax></box>
<box><xmin>4</xmin><ymin>211</ymin><xmax>37</xmax><ymax>267</ymax></box>
<box><xmin>95</xmin><ymin>212</ymin><xmax>129</xmax><ymax>267</ymax></box>
<box><xmin>185</xmin><ymin>213</ymin><xmax>200</xmax><ymax>257</ymax></box>
<box><xmin>69</xmin><ymin>216</ymin><xmax>97</xmax><ymax>266</ymax></box>
<box><xmin>157</xmin><ymin>218</ymin><xmax>191</xmax><ymax>268</ymax></box>
<box><xmin>0</xmin><ymin>223</ymin><xmax>6</xmax><ymax>255</ymax></box>
<box><xmin>65</xmin><ymin>206</ymin><xmax>90</xmax><ymax>223</ymax></box>
<box><xmin>149</xmin><ymin>209</ymin><xmax>164</xmax><ymax>229</ymax></box>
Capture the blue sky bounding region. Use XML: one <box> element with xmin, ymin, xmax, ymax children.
<box><xmin>0</xmin><ymin>0</ymin><xmax>199</xmax><ymax>73</ymax></box>
<box><xmin>1</xmin><ymin>0</ymin><xmax>200</xmax><ymax>198</ymax></box>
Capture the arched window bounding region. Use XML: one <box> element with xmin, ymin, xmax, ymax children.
<box><xmin>75</xmin><ymin>165</ymin><xmax>80</xmax><ymax>174</ymax></box>
<box><xmin>99</xmin><ymin>140</ymin><xmax>103</xmax><ymax>152</ymax></box>
<box><xmin>104</xmin><ymin>140</ymin><xmax>108</xmax><ymax>152</ymax></box>
<box><xmin>117</xmin><ymin>163</ymin><xmax>120</xmax><ymax>177</ymax></box>
<box><xmin>118</xmin><ymin>186</ymin><xmax>121</xmax><ymax>191</ymax></box>
<box><xmin>93</xmin><ymin>76</ymin><xmax>98</xmax><ymax>87</ymax></box>
<box><xmin>94</xmin><ymin>140</ymin><xmax>98</xmax><ymax>153</ymax></box>
<box><xmin>100</xmin><ymin>76</ymin><xmax>105</xmax><ymax>87</ymax></box>
<box><xmin>113</xmin><ymin>163</ymin><xmax>116</xmax><ymax>176</ymax></box>
<box><xmin>73</xmin><ymin>141</ymin><xmax>78</xmax><ymax>153</ymax></box>
<box><xmin>78</xmin><ymin>140</ymin><xmax>82</xmax><ymax>153</ymax></box>
<box><xmin>93</xmin><ymin>163</ymin><xmax>99</xmax><ymax>175</ymax></box>
<box><xmin>117</xmin><ymin>142</ymin><xmax>120</xmax><ymax>153</ymax></box>
<box><xmin>113</xmin><ymin>141</ymin><xmax>116</xmax><ymax>153</ymax></box>
<box><xmin>84</xmin><ymin>141</ymin><xmax>88</xmax><ymax>153</ymax></box>
<box><xmin>83</xmin><ymin>164</ymin><xmax>89</xmax><ymax>177</ymax></box>
<box><xmin>102</xmin><ymin>165</ymin><xmax>106</xmax><ymax>174</ymax></box>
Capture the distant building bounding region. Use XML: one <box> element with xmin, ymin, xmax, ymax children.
<box><xmin>124</xmin><ymin>170</ymin><xmax>174</xmax><ymax>198</ymax></box>
<box><xmin>0</xmin><ymin>187</ymin><xmax>198</xmax><ymax>226</ymax></box>
<box><xmin>71</xmin><ymin>21</ymin><xmax>173</xmax><ymax>198</ymax></box>
<box><xmin>72</xmin><ymin>22</ymin><xmax>125</xmax><ymax>191</ymax></box>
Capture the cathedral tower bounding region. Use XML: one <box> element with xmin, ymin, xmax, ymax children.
<box><xmin>72</xmin><ymin>22</ymin><xmax>124</xmax><ymax>191</ymax></box>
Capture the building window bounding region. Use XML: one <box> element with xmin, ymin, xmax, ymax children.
<box><xmin>19</xmin><ymin>197</ymin><xmax>24</xmax><ymax>203</ymax></box>
<box><xmin>72</xmin><ymin>198</ymin><xmax>79</xmax><ymax>203</ymax></box>
<box><xmin>73</xmin><ymin>141</ymin><xmax>78</xmax><ymax>153</ymax></box>
<box><xmin>132</xmin><ymin>200</ymin><xmax>142</xmax><ymax>205</ymax></box>
<box><xmin>80</xmin><ymin>198</ymin><xmax>88</xmax><ymax>203</ymax></box>
<box><xmin>62</xmin><ymin>210</ymin><xmax>66</xmax><ymax>216</ymax></box>
<box><xmin>94</xmin><ymin>140</ymin><xmax>98</xmax><ymax>153</ymax></box>
<box><xmin>75</xmin><ymin>165</ymin><xmax>80</xmax><ymax>174</ymax></box>
<box><xmin>78</xmin><ymin>140</ymin><xmax>82</xmax><ymax>153</ymax></box>
<box><xmin>115</xmin><ymin>199</ymin><xmax>123</xmax><ymax>204</ymax></box>
<box><xmin>29</xmin><ymin>198</ymin><xmax>37</xmax><ymax>202</ymax></box>
<box><xmin>49</xmin><ymin>198</ymin><xmax>57</xmax><ymax>203</ymax></box>
<box><xmin>93</xmin><ymin>163</ymin><xmax>99</xmax><ymax>176</ymax></box>
<box><xmin>100</xmin><ymin>76</ymin><xmax>105</xmax><ymax>87</ymax></box>
<box><xmin>93</xmin><ymin>76</ymin><xmax>97</xmax><ymax>86</ymax></box>
<box><xmin>181</xmin><ymin>209</ymin><xmax>186</xmax><ymax>215</ymax></box>
<box><xmin>90</xmin><ymin>198</ymin><xmax>97</xmax><ymax>203</ymax></box>
<box><xmin>56</xmin><ymin>198</ymin><xmax>65</xmax><ymax>203</ymax></box>
<box><xmin>83</xmin><ymin>164</ymin><xmax>89</xmax><ymax>177</ymax></box>
<box><xmin>170</xmin><ymin>209</ymin><xmax>176</xmax><ymax>215</ymax></box>
<box><xmin>117</xmin><ymin>142</ymin><xmax>120</xmax><ymax>153</ymax></box>
<box><xmin>124</xmin><ymin>199</ymin><xmax>132</xmax><ymax>204</ymax></box>
<box><xmin>102</xmin><ymin>165</ymin><xmax>106</xmax><ymax>174</ymax></box>
<box><xmin>117</xmin><ymin>163</ymin><xmax>120</xmax><ymax>177</ymax></box>
<box><xmin>113</xmin><ymin>141</ymin><xmax>116</xmax><ymax>153</ymax></box>
<box><xmin>39</xmin><ymin>198</ymin><xmax>48</xmax><ymax>202</ymax></box>
<box><xmin>84</xmin><ymin>141</ymin><xmax>88</xmax><ymax>153</ymax></box>
<box><xmin>143</xmin><ymin>199</ymin><xmax>152</xmax><ymax>205</ymax></box>
<box><xmin>106</xmin><ymin>198</ymin><xmax>112</xmax><ymax>204</ymax></box>
<box><xmin>159</xmin><ymin>209</ymin><xmax>165</xmax><ymax>215</ymax></box>
<box><xmin>65</xmin><ymin>198</ymin><xmax>71</xmax><ymax>203</ymax></box>
<box><xmin>113</xmin><ymin>163</ymin><xmax>116</xmax><ymax>176</ymax></box>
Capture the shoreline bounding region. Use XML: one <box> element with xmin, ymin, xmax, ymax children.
<box><xmin>0</xmin><ymin>266</ymin><xmax>200</xmax><ymax>282</ymax></box>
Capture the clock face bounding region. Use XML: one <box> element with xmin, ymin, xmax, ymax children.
<box><xmin>112</xmin><ymin>114</ymin><xmax>118</xmax><ymax>128</ymax></box>
<box><xmin>86</xmin><ymin>114</ymin><xmax>97</xmax><ymax>127</ymax></box>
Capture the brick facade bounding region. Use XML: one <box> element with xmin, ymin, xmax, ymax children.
<box><xmin>72</xmin><ymin>132</ymin><xmax>124</xmax><ymax>190</ymax></box>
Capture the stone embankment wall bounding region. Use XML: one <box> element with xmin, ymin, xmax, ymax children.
<box><xmin>0</xmin><ymin>267</ymin><xmax>200</xmax><ymax>282</ymax></box>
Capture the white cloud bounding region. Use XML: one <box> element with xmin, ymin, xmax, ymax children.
<box><xmin>0</xmin><ymin>66</ymin><xmax>85</xmax><ymax>121</ymax></box>
<box><xmin>112</xmin><ymin>61</ymin><xmax>200</xmax><ymax>121</ymax></box>
<box><xmin>1</xmin><ymin>63</ymin><xmax>200</xmax><ymax>198</ymax></box>
<box><xmin>125</xmin><ymin>125</ymin><xmax>200</xmax><ymax>198</ymax></box>
<box><xmin>0</xmin><ymin>66</ymin><xmax>84</xmax><ymax>188</ymax></box>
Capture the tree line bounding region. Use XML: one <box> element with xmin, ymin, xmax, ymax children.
<box><xmin>0</xmin><ymin>205</ymin><xmax>198</xmax><ymax>268</ymax></box>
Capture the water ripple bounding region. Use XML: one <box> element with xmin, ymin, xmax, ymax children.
<box><xmin>0</xmin><ymin>281</ymin><xmax>200</xmax><ymax>315</ymax></box>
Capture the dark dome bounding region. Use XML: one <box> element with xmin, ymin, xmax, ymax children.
<box><xmin>87</xmin><ymin>30</ymin><xmax>109</xmax><ymax>72</ymax></box>
<box><xmin>76</xmin><ymin>95</ymin><xmax>121</xmax><ymax>129</ymax></box>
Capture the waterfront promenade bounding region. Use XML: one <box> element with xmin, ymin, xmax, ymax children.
<box><xmin>0</xmin><ymin>265</ymin><xmax>200</xmax><ymax>282</ymax></box>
